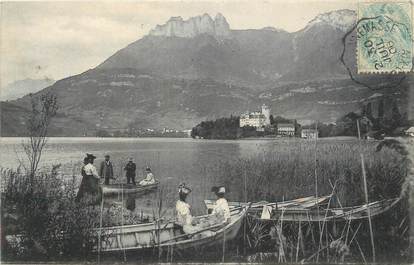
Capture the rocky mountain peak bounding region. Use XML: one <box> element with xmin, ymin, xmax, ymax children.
<box><xmin>305</xmin><ymin>9</ymin><xmax>356</xmax><ymax>32</ymax></box>
<box><xmin>149</xmin><ymin>13</ymin><xmax>231</xmax><ymax>38</ymax></box>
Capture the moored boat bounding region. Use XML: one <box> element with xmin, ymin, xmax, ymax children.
<box><xmin>204</xmin><ymin>195</ymin><xmax>331</xmax><ymax>213</ymax></box>
<box><xmin>94</xmin><ymin>206</ymin><xmax>247</xmax><ymax>253</ymax></box>
<box><xmin>242</xmin><ymin>198</ymin><xmax>400</xmax><ymax>222</ymax></box>
<box><xmin>100</xmin><ymin>181</ymin><xmax>159</xmax><ymax>196</ymax></box>
<box><xmin>205</xmin><ymin>196</ymin><xmax>400</xmax><ymax>222</ymax></box>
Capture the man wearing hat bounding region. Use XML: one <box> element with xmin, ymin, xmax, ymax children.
<box><xmin>211</xmin><ymin>186</ymin><xmax>231</xmax><ymax>224</ymax></box>
<box><xmin>100</xmin><ymin>154</ymin><xmax>114</xmax><ymax>185</ymax></box>
<box><xmin>124</xmin><ymin>157</ymin><xmax>136</xmax><ymax>185</ymax></box>
<box><xmin>138</xmin><ymin>167</ymin><xmax>156</xmax><ymax>186</ymax></box>
<box><xmin>77</xmin><ymin>153</ymin><xmax>101</xmax><ymax>203</ymax></box>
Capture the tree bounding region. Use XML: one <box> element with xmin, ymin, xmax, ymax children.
<box><xmin>22</xmin><ymin>93</ymin><xmax>58</xmax><ymax>179</ymax></box>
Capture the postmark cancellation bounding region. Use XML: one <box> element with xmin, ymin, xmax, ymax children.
<box><xmin>357</xmin><ymin>2</ymin><xmax>413</xmax><ymax>73</ymax></box>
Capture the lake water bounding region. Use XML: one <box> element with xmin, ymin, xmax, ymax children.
<box><xmin>0</xmin><ymin>137</ymin><xmax>285</xmax><ymax>215</ymax></box>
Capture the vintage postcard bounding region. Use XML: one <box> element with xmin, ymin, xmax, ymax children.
<box><xmin>0</xmin><ymin>0</ymin><xmax>413</xmax><ymax>264</ymax></box>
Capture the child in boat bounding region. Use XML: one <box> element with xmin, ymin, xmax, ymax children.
<box><xmin>139</xmin><ymin>167</ymin><xmax>156</xmax><ymax>186</ymax></box>
<box><xmin>211</xmin><ymin>186</ymin><xmax>231</xmax><ymax>224</ymax></box>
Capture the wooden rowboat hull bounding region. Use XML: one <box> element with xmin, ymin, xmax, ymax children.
<box><xmin>100</xmin><ymin>181</ymin><xmax>159</xmax><ymax>195</ymax></box>
<box><xmin>250</xmin><ymin>198</ymin><xmax>400</xmax><ymax>222</ymax></box>
<box><xmin>204</xmin><ymin>195</ymin><xmax>331</xmax><ymax>212</ymax></box>
<box><xmin>95</xmin><ymin>207</ymin><xmax>247</xmax><ymax>253</ymax></box>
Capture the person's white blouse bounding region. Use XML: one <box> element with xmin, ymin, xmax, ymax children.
<box><xmin>84</xmin><ymin>163</ymin><xmax>99</xmax><ymax>178</ymax></box>
<box><xmin>212</xmin><ymin>198</ymin><xmax>231</xmax><ymax>222</ymax></box>
<box><xmin>176</xmin><ymin>200</ymin><xmax>192</xmax><ymax>226</ymax></box>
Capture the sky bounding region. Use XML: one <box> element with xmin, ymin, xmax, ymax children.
<box><xmin>0</xmin><ymin>0</ymin><xmax>357</xmax><ymax>88</ymax></box>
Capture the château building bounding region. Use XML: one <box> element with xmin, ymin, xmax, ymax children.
<box><xmin>240</xmin><ymin>104</ymin><xmax>271</xmax><ymax>130</ymax></box>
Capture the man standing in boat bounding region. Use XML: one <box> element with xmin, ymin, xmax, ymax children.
<box><xmin>211</xmin><ymin>186</ymin><xmax>231</xmax><ymax>224</ymax></box>
<box><xmin>124</xmin><ymin>157</ymin><xmax>136</xmax><ymax>185</ymax></box>
<box><xmin>77</xmin><ymin>153</ymin><xmax>101</xmax><ymax>203</ymax></box>
<box><xmin>100</xmin><ymin>154</ymin><xmax>114</xmax><ymax>185</ymax></box>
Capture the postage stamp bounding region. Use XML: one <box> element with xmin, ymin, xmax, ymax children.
<box><xmin>357</xmin><ymin>2</ymin><xmax>413</xmax><ymax>73</ymax></box>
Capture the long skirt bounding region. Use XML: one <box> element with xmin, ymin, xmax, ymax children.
<box><xmin>76</xmin><ymin>175</ymin><xmax>102</xmax><ymax>204</ymax></box>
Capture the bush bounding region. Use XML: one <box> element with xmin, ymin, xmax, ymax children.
<box><xmin>1</xmin><ymin>166</ymin><xmax>100</xmax><ymax>261</ymax></box>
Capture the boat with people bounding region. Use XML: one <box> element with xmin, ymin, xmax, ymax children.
<box><xmin>94</xmin><ymin>206</ymin><xmax>247</xmax><ymax>253</ymax></box>
<box><xmin>100</xmin><ymin>181</ymin><xmax>159</xmax><ymax>196</ymax></box>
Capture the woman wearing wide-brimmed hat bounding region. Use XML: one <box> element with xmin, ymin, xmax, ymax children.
<box><xmin>211</xmin><ymin>186</ymin><xmax>231</xmax><ymax>224</ymax></box>
<box><xmin>76</xmin><ymin>153</ymin><xmax>101</xmax><ymax>203</ymax></box>
<box><xmin>175</xmin><ymin>183</ymin><xmax>201</xmax><ymax>234</ymax></box>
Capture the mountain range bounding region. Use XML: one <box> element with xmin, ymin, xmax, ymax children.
<box><xmin>1</xmin><ymin>78</ymin><xmax>55</xmax><ymax>101</ymax></box>
<box><xmin>1</xmin><ymin>10</ymin><xmax>408</xmax><ymax>136</ymax></box>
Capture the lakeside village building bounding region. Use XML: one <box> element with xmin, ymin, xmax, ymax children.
<box><xmin>301</xmin><ymin>129</ymin><xmax>318</xmax><ymax>139</ymax></box>
<box><xmin>277</xmin><ymin>123</ymin><xmax>295</xmax><ymax>136</ymax></box>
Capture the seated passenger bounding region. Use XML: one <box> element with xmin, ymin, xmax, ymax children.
<box><xmin>175</xmin><ymin>183</ymin><xmax>199</xmax><ymax>234</ymax></box>
<box><xmin>139</xmin><ymin>167</ymin><xmax>156</xmax><ymax>186</ymax></box>
<box><xmin>211</xmin><ymin>186</ymin><xmax>231</xmax><ymax>224</ymax></box>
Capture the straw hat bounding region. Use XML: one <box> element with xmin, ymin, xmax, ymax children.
<box><xmin>211</xmin><ymin>186</ymin><xmax>226</xmax><ymax>194</ymax></box>
<box><xmin>178</xmin><ymin>183</ymin><xmax>192</xmax><ymax>195</ymax></box>
<box><xmin>86</xmin><ymin>153</ymin><xmax>96</xmax><ymax>160</ymax></box>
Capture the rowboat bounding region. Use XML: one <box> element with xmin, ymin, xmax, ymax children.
<box><xmin>94</xmin><ymin>206</ymin><xmax>247</xmax><ymax>253</ymax></box>
<box><xmin>248</xmin><ymin>198</ymin><xmax>400</xmax><ymax>222</ymax></box>
<box><xmin>204</xmin><ymin>196</ymin><xmax>400</xmax><ymax>222</ymax></box>
<box><xmin>100</xmin><ymin>181</ymin><xmax>159</xmax><ymax>196</ymax></box>
<box><xmin>204</xmin><ymin>195</ymin><xmax>331</xmax><ymax>212</ymax></box>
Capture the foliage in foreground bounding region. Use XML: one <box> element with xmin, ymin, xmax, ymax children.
<box><xmin>1</xmin><ymin>167</ymin><xmax>100</xmax><ymax>261</ymax></box>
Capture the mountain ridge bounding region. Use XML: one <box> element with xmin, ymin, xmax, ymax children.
<box><xmin>149</xmin><ymin>13</ymin><xmax>231</xmax><ymax>39</ymax></box>
<box><xmin>3</xmin><ymin>9</ymin><xmax>406</xmax><ymax>137</ymax></box>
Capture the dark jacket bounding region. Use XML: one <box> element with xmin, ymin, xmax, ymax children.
<box><xmin>124</xmin><ymin>162</ymin><xmax>136</xmax><ymax>177</ymax></box>
<box><xmin>100</xmin><ymin>161</ymin><xmax>114</xmax><ymax>178</ymax></box>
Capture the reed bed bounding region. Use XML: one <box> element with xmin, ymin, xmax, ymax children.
<box><xmin>206</xmin><ymin>139</ymin><xmax>407</xmax><ymax>206</ymax></box>
<box><xmin>201</xmin><ymin>139</ymin><xmax>409</xmax><ymax>263</ymax></box>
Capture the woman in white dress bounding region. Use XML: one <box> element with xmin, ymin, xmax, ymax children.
<box><xmin>175</xmin><ymin>183</ymin><xmax>199</xmax><ymax>234</ymax></box>
<box><xmin>211</xmin><ymin>186</ymin><xmax>231</xmax><ymax>224</ymax></box>
<box><xmin>139</xmin><ymin>167</ymin><xmax>156</xmax><ymax>186</ymax></box>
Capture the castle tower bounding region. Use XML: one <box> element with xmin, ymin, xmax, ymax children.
<box><xmin>261</xmin><ymin>104</ymin><xmax>271</xmax><ymax>125</ymax></box>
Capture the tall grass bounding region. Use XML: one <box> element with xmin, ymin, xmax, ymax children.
<box><xmin>1</xmin><ymin>166</ymin><xmax>101</xmax><ymax>261</ymax></box>
<box><xmin>203</xmin><ymin>139</ymin><xmax>409</xmax><ymax>263</ymax></box>
<box><xmin>206</xmin><ymin>140</ymin><xmax>407</xmax><ymax>206</ymax></box>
